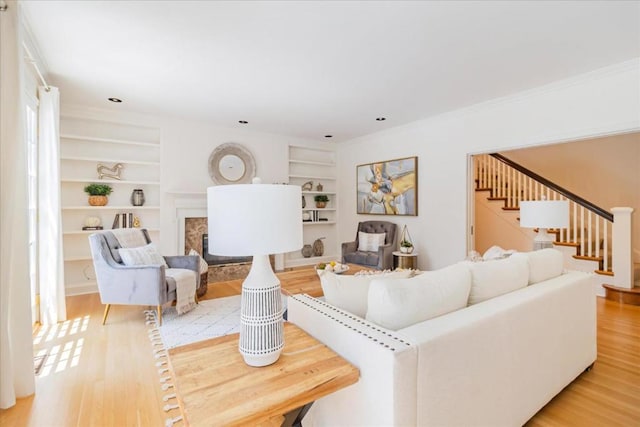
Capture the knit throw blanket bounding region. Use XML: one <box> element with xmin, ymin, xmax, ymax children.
<box><xmin>111</xmin><ymin>228</ymin><xmax>147</xmax><ymax>248</ymax></box>
<box><xmin>166</xmin><ymin>269</ymin><xmax>197</xmax><ymax>315</ymax></box>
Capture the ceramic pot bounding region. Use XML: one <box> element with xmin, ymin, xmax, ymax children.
<box><xmin>400</xmin><ymin>246</ymin><xmax>414</xmax><ymax>254</ymax></box>
<box><xmin>88</xmin><ymin>195</ymin><xmax>108</xmax><ymax>206</ymax></box>
<box><xmin>315</xmin><ymin>201</ymin><xmax>326</xmax><ymax>208</ymax></box>
<box><xmin>301</xmin><ymin>244</ymin><xmax>313</xmax><ymax>258</ymax></box>
<box><xmin>313</xmin><ymin>238</ymin><xmax>325</xmax><ymax>256</ymax></box>
<box><xmin>131</xmin><ymin>189</ymin><xmax>145</xmax><ymax>206</ymax></box>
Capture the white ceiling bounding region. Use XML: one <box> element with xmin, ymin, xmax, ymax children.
<box><xmin>21</xmin><ymin>1</ymin><xmax>640</xmax><ymax>142</ymax></box>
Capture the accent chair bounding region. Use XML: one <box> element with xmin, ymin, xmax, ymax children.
<box><xmin>88</xmin><ymin>229</ymin><xmax>199</xmax><ymax>326</ymax></box>
<box><xmin>341</xmin><ymin>220</ymin><xmax>398</xmax><ymax>270</ymax></box>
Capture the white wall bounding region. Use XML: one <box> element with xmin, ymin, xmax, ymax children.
<box><xmin>337</xmin><ymin>59</ymin><xmax>640</xmax><ymax>270</ymax></box>
<box><xmin>159</xmin><ymin>117</ymin><xmax>323</xmax><ymax>255</ymax></box>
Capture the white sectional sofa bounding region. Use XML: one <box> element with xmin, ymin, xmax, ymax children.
<box><xmin>287</xmin><ymin>249</ymin><xmax>596</xmax><ymax>426</ymax></box>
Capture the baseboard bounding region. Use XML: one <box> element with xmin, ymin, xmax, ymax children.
<box><xmin>66</xmin><ymin>282</ymin><xmax>98</xmax><ymax>296</ymax></box>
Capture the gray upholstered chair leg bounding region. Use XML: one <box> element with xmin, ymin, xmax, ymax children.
<box><xmin>102</xmin><ymin>304</ymin><xmax>111</xmax><ymax>325</ymax></box>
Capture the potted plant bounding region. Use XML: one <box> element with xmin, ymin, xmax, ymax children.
<box><xmin>84</xmin><ymin>183</ymin><xmax>113</xmax><ymax>206</ymax></box>
<box><xmin>314</xmin><ymin>194</ymin><xmax>329</xmax><ymax>208</ymax></box>
<box><xmin>400</xmin><ymin>239</ymin><xmax>414</xmax><ymax>254</ymax></box>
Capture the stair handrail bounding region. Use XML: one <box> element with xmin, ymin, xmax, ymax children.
<box><xmin>490</xmin><ymin>153</ymin><xmax>614</xmax><ymax>223</ymax></box>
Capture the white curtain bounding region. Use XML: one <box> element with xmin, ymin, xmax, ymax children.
<box><xmin>0</xmin><ymin>0</ymin><xmax>36</xmax><ymax>409</ymax></box>
<box><xmin>38</xmin><ymin>87</ymin><xmax>67</xmax><ymax>324</ymax></box>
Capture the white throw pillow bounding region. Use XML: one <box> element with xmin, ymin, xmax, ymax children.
<box><xmin>188</xmin><ymin>248</ymin><xmax>209</xmax><ymax>274</ymax></box>
<box><xmin>119</xmin><ymin>243</ymin><xmax>168</xmax><ymax>267</ymax></box>
<box><xmin>482</xmin><ymin>245</ymin><xmax>515</xmax><ymax>260</ymax></box>
<box><xmin>320</xmin><ymin>270</ymin><xmax>412</xmax><ymax>317</ymax></box>
<box><xmin>467</xmin><ymin>255</ymin><xmax>529</xmax><ymax>305</ymax></box>
<box><xmin>357</xmin><ymin>232</ymin><xmax>386</xmax><ymax>252</ymax></box>
<box><xmin>511</xmin><ymin>248</ymin><xmax>564</xmax><ymax>285</ymax></box>
<box><xmin>366</xmin><ymin>264</ymin><xmax>472</xmax><ymax>330</ymax></box>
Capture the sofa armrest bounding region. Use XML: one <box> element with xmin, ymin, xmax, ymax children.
<box><xmin>341</xmin><ymin>241</ymin><xmax>357</xmax><ymax>262</ymax></box>
<box><xmin>287</xmin><ymin>294</ymin><xmax>417</xmax><ymax>426</ymax></box>
<box><xmin>377</xmin><ymin>243</ymin><xmax>395</xmax><ymax>270</ymax></box>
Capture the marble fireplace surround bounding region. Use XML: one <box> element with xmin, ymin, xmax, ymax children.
<box><xmin>176</xmin><ymin>204</ymin><xmax>282</xmax><ymax>283</ymax></box>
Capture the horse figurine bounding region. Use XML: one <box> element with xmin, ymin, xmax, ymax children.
<box><xmin>97</xmin><ymin>163</ymin><xmax>124</xmax><ymax>180</ymax></box>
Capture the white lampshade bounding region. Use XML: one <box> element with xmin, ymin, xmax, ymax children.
<box><xmin>206</xmin><ymin>178</ymin><xmax>302</xmax><ymax>367</ymax></box>
<box><xmin>207</xmin><ymin>180</ymin><xmax>303</xmax><ymax>256</ymax></box>
<box><xmin>519</xmin><ymin>200</ymin><xmax>569</xmax><ymax>229</ymax></box>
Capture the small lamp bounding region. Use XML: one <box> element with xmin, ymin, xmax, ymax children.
<box><xmin>207</xmin><ymin>178</ymin><xmax>302</xmax><ymax>367</ymax></box>
<box><xmin>519</xmin><ymin>199</ymin><xmax>569</xmax><ymax>250</ymax></box>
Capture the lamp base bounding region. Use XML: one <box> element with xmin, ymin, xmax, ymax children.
<box><xmin>239</xmin><ymin>254</ymin><xmax>284</xmax><ymax>367</ymax></box>
<box><xmin>532</xmin><ymin>228</ymin><xmax>555</xmax><ymax>251</ymax></box>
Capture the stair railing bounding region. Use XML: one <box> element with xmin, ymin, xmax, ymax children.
<box><xmin>475</xmin><ymin>153</ymin><xmax>614</xmax><ymax>274</ymax></box>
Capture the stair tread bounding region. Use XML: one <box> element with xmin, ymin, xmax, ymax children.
<box><xmin>603</xmin><ymin>284</ymin><xmax>640</xmax><ymax>293</ymax></box>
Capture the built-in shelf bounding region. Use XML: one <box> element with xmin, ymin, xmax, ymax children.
<box><xmin>165</xmin><ymin>190</ymin><xmax>207</xmax><ymax>195</ymax></box>
<box><xmin>289</xmin><ymin>174</ymin><xmax>336</xmax><ymax>181</ymax></box>
<box><xmin>60</xmin><ymin>117</ymin><xmax>162</xmax><ymax>296</ymax></box>
<box><xmin>61</xmin><ymin>155</ymin><xmax>160</xmax><ymax>166</ymax></box>
<box><xmin>289</xmin><ymin>159</ymin><xmax>335</xmax><ymax>167</ymax></box>
<box><xmin>60</xmin><ymin>133</ymin><xmax>159</xmax><ymax>147</ymax></box>
<box><xmin>288</xmin><ymin>144</ymin><xmax>337</xmax><ymax>268</ymax></box>
<box><xmin>62</xmin><ymin>205</ymin><xmax>160</xmax><ymax>210</ymax></box>
<box><xmin>61</xmin><ymin>178</ymin><xmax>160</xmax><ymax>185</ymax></box>
<box><xmin>303</xmin><ymin>221</ymin><xmax>336</xmax><ymax>225</ymax></box>
<box><xmin>302</xmin><ymin>191</ymin><xmax>336</xmax><ymax>195</ymax></box>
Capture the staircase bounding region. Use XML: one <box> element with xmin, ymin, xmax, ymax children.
<box><xmin>474</xmin><ymin>153</ymin><xmax>638</xmax><ymax>304</ymax></box>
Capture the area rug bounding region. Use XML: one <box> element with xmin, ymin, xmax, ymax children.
<box><xmin>148</xmin><ymin>295</ymin><xmax>242</xmax><ymax>349</ymax></box>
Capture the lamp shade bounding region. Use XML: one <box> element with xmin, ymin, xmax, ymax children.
<box><xmin>207</xmin><ymin>181</ymin><xmax>303</xmax><ymax>256</ymax></box>
<box><xmin>519</xmin><ymin>200</ymin><xmax>569</xmax><ymax>229</ymax></box>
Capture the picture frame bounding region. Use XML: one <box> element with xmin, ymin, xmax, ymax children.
<box><xmin>356</xmin><ymin>156</ymin><xmax>418</xmax><ymax>215</ymax></box>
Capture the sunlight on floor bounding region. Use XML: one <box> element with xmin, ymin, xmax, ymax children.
<box><xmin>32</xmin><ymin>315</ymin><xmax>90</xmax><ymax>377</ymax></box>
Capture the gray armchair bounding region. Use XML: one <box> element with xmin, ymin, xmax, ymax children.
<box><xmin>341</xmin><ymin>221</ymin><xmax>398</xmax><ymax>270</ymax></box>
<box><xmin>88</xmin><ymin>229</ymin><xmax>199</xmax><ymax>326</ymax></box>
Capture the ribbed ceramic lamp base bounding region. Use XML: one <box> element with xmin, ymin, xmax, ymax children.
<box><xmin>239</xmin><ymin>283</ymin><xmax>284</xmax><ymax>367</ymax></box>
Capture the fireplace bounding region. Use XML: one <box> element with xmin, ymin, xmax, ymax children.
<box><xmin>202</xmin><ymin>234</ymin><xmax>252</xmax><ymax>266</ymax></box>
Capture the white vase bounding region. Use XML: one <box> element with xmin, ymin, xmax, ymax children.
<box><xmin>400</xmin><ymin>246</ymin><xmax>413</xmax><ymax>254</ymax></box>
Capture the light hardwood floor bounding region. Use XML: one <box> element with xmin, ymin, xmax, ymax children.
<box><xmin>1</xmin><ymin>273</ymin><xmax>639</xmax><ymax>426</ymax></box>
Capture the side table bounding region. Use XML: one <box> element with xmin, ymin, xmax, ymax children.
<box><xmin>168</xmin><ymin>322</ymin><xmax>359</xmax><ymax>426</ymax></box>
<box><xmin>393</xmin><ymin>251</ymin><xmax>418</xmax><ymax>269</ymax></box>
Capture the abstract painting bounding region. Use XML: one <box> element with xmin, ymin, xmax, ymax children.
<box><xmin>357</xmin><ymin>156</ymin><xmax>417</xmax><ymax>215</ymax></box>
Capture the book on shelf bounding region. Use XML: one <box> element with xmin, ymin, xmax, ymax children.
<box><xmin>82</xmin><ymin>226</ymin><xmax>104</xmax><ymax>231</ymax></box>
<box><xmin>112</xmin><ymin>212</ymin><xmax>136</xmax><ymax>229</ymax></box>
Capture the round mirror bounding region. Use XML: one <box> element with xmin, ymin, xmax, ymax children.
<box><xmin>208</xmin><ymin>143</ymin><xmax>256</xmax><ymax>185</ymax></box>
<box><xmin>218</xmin><ymin>154</ymin><xmax>246</xmax><ymax>182</ymax></box>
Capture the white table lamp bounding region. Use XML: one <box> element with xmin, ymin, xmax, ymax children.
<box><xmin>207</xmin><ymin>178</ymin><xmax>302</xmax><ymax>366</ymax></box>
<box><xmin>520</xmin><ymin>199</ymin><xmax>569</xmax><ymax>250</ymax></box>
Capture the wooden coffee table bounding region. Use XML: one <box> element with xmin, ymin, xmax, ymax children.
<box><xmin>168</xmin><ymin>322</ymin><xmax>359</xmax><ymax>426</ymax></box>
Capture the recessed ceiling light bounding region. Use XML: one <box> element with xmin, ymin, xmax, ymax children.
<box><xmin>108</xmin><ymin>97</ymin><xmax>122</xmax><ymax>103</ymax></box>
<box><xmin>324</xmin><ymin>135</ymin><xmax>333</xmax><ymax>138</ymax></box>
<box><xmin>238</xmin><ymin>120</ymin><xmax>248</xmax><ymax>124</ymax></box>
<box><xmin>375</xmin><ymin>117</ymin><xmax>386</xmax><ymax>121</ymax></box>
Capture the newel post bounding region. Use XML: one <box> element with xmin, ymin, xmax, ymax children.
<box><xmin>611</xmin><ymin>207</ymin><xmax>634</xmax><ymax>289</ymax></box>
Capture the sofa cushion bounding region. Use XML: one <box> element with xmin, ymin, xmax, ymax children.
<box><xmin>319</xmin><ymin>270</ymin><xmax>412</xmax><ymax>317</ymax></box>
<box><xmin>118</xmin><ymin>243</ymin><xmax>168</xmax><ymax>267</ymax></box>
<box><xmin>467</xmin><ymin>256</ymin><xmax>529</xmax><ymax>305</ymax></box>
<box><xmin>365</xmin><ymin>264</ymin><xmax>472</xmax><ymax>330</ymax></box>
<box><xmin>358</xmin><ymin>232</ymin><xmax>386</xmax><ymax>252</ymax></box>
<box><xmin>511</xmin><ymin>248</ymin><xmax>564</xmax><ymax>285</ymax></box>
